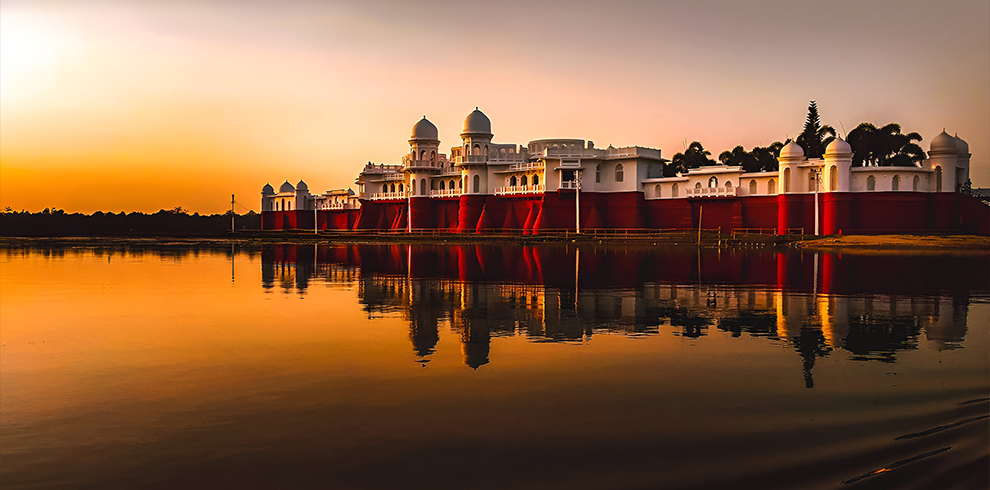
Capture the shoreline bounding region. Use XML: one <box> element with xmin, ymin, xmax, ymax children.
<box><xmin>2</xmin><ymin>232</ymin><xmax>989</xmax><ymax>253</ymax></box>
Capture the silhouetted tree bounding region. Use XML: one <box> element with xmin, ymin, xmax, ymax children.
<box><xmin>795</xmin><ymin>101</ymin><xmax>836</xmax><ymax>159</ymax></box>
<box><xmin>666</xmin><ymin>141</ymin><xmax>716</xmax><ymax>176</ymax></box>
<box><xmin>717</xmin><ymin>141</ymin><xmax>785</xmax><ymax>173</ymax></box>
<box><xmin>847</xmin><ymin>122</ymin><xmax>925</xmax><ymax>167</ymax></box>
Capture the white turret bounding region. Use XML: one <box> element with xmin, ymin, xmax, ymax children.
<box><xmin>824</xmin><ymin>138</ymin><xmax>852</xmax><ymax>192</ymax></box>
<box><xmin>777</xmin><ymin>142</ymin><xmax>805</xmax><ymax>194</ymax></box>
<box><xmin>929</xmin><ymin>130</ymin><xmax>958</xmax><ymax>192</ymax></box>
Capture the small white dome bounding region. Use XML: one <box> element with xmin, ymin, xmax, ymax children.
<box><xmin>931</xmin><ymin>130</ymin><xmax>957</xmax><ymax>153</ymax></box>
<box><xmin>410</xmin><ymin>117</ymin><xmax>439</xmax><ymax>141</ymax></box>
<box><xmin>955</xmin><ymin>134</ymin><xmax>969</xmax><ymax>155</ymax></box>
<box><xmin>261</xmin><ymin>183</ymin><xmax>275</xmax><ymax>196</ymax></box>
<box><xmin>779</xmin><ymin>141</ymin><xmax>805</xmax><ymax>159</ymax></box>
<box><xmin>825</xmin><ymin>138</ymin><xmax>852</xmax><ymax>155</ymax></box>
<box><xmin>279</xmin><ymin>181</ymin><xmax>295</xmax><ymax>193</ymax></box>
<box><xmin>296</xmin><ymin>180</ymin><xmax>308</xmax><ymax>192</ymax></box>
<box><xmin>461</xmin><ymin>108</ymin><xmax>492</xmax><ymax>136</ymax></box>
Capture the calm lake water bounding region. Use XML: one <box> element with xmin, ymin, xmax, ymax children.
<box><xmin>1</xmin><ymin>242</ymin><xmax>987</xmax><ymax>489</ymax></box>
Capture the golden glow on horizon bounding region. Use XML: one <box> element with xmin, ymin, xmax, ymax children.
<box><xmin>1</xmin><ymin>1</ymin><xmax>988</xmax><ymax>214</ymax></box>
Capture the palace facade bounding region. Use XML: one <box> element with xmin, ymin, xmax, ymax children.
<box><xmin>262</xmin><ymin>108</ymin><xmax>989</xmax><ymax>235</ymax></box>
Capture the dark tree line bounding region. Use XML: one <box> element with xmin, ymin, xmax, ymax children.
<box><xmin>0</xmin><ymin>208</ymin><xmax>261</xmax><ymax>237</ymax></box>
<box><xmin>663</xmin><ymin>101</ymin><xmax>926</xmax><ymax>176</ymax></box>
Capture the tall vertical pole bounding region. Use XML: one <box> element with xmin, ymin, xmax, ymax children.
<box><xmin>575</xmin><ymin>170</ymin><xmax>581</xmax><ymax>234</ymax></box>
<box><xmin>314</xmin><ymin>199</ymin><xmax>318</xmax><ymax>234</ymax></box>
<box><xmin>814</xmin><ymin>168</ymin><xmax>820</xmax><ymax>236</ymax></box>
<box><xmin>697</xmin><ymin>205</ymin><xmax>703</xmax><ymax>245</ymax></box>
<box><xmin>230</xmin><ymin>194</ymin><xmax>235</xmax><ymax>233</ymax></box>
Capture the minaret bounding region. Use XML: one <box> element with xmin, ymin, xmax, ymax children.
<box><xmin>777</xmin><ymin>142</ymin><xmax>805</xmax><ymax>235</ymax></box>
<box><xmin>456</xmin><ymin>108</ymin><xmax>493</xmax><ymax>233</ymax></box>
<box><xmin>928</xmin><ymin>130</ymin><xmax>959</xmax><ymax>193</ymax></box>
<box><xmin>822</xmin><ymin>138</ymin><xmax>852</xmax><ymax>234</ymax></box>
<box><xmin>407</xmin><ymin>117</ymin><xmax>440</xmax><ymax>230</ymax></box>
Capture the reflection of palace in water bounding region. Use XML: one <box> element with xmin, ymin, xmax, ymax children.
<box><xmin>261</xmin><ymin>244</ymin><xmax>984</xmax><ymax>385</ymax></box>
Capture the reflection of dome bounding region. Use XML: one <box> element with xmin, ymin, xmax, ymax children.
<box><xmin>296</xmin><ymin>180</ymin><xmax>308</xmax><ymax>192</ymax></box>
<box><xmin>461</xmin><ymin>107</ymin><xmax>492</xmax><ymax>137</ymax></box>
<box><xmin>279</xmin><ymin>181</ymin><xmax>295</xmax><ymax>193</ymax></box>
<box><xmin>779</xmin><ymin>141</ymin><xmax>805</xmax><ymax>159</ymax></box>
<box><xmin>825</xmin><ymin>138</ymin><xmax>851</xmax><ymax>155</ymax></box>
<box><xmin>931</xmin><ymin>130</ymin><xmax>956</xmax><ymax>153</ymax></box>
<box><xmin>955</xmin><ymin>134</ymin><xmax>969</xmax><ymax>155</ymax></box>
<box><xmin>410</xmin><ymin>117</ymin><xmax>439</xmax><ymax>141</ymax></box>
<box><xmin>262</xmin><ymin>183</ymin><xmax>275</xmax><ymax>196</ymax></box>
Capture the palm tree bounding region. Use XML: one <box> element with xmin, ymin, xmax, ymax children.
<box><xmin>795</xmin><ymin>101</ymin><xmax>836</xmax><ymax>159</ymax></box>
<box><xmin>717</xmin><ymin>142</ymin><xmax>784</xmax><ymax>173</ymax></box>
<box><xmin>847</xmin><ymin>122</ymin><xmax>925</xmax><ymax>167</ymax></box>
<box><xmin>667</xmin><ymin>141</ymin><xmax>716</xmax><ymax>176</ymax></box>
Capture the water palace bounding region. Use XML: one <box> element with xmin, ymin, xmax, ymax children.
<box><xmin>261</xmin><ymin>108</ymin><xmax>989</xmax><ymax>235</ymax></box>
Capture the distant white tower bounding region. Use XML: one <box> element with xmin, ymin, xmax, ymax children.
<box><xmin>459</xmin><ymin>108</ymin><xmax>493</xmax><ymax>194</ymax></box>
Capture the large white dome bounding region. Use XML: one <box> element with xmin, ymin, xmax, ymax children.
<box><xmin>296</xmin><ymin>180</ymin><xmax>308</xmax><ymax>192</ymax></box>
<box><xmin>825</xmin><ymin>138</ymin><xmax>851</xmax><ymax>155</ymax></box>
<box><xmin>262</xmin><ymin>183</ymin><xmax>275</xmax><ymax>196</ymax></box>
<box><xmin>279</xmin><ymin>181</ymin><xmax>295</xmax><ymax>193</ymax></box>
<box><xmin>931</xmin><ymin>130</ymin><xmax>957</xmax><ymax>153</ymax></box>
<box><xmin>410</xmin><ymin>117</ymin><xmax>439</xmax><ymax>141</ymax></box>
<box><xmin>461</xmin><ymin>108</ymin><xmax>492</xmax><ymax>137</ymax></box>
<box><xmin>955</xmin><ymin>134</ymin><xmax>969</xmax><ymax>155</ymax></box>
<box><xmin>779</xmin><ymin>141</ymin><xmax>805</xmax><ymax>159</ymax></box>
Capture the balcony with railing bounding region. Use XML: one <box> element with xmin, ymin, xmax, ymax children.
<box><xmin>494</xmin><ymin>184</ymin><xmax>546</xmax><ymax>196</ymax></box>
<box><xmin>507</xmin><ymin>160</ymin><xmax>545</xmax><ymax>172</ymax></box>
<box><xmin>453</xmin><ymin>154</ymin><xmax>489</xmax><ymax>165</ymax></box>
<box><xmin>430</xmin><ymin>189</ymin><xmax>463</xmax><ymax>198</ymax></box>
<box><xmin>605</xmin><ymin>146</ymin><xmax>662</xmax><ymax>160</ymax></box>
<box><xmin>362</xmin><ymin>163</ymin><xmax>404</xmax><ymax>174</ymax></box>
<box><xmin>382</xmin><ymin>173</ymin><xmax>406</xmax><ymax>181</ymax></box>
<box><xmin>558</xmin><ymin>181</ymin><xmax>581</xmax><ymax>190</ymax></box>
<box><xmin>367</xmin><ymin>191</ymin><xmax>407</xmax><ymax>200</ymax></box>
<box><xmin>684</xmin><ymin>185</ymin><xmax>737</xmax><ymax>197</ymax></box>
<box><xmin>403</xmin><ymin>157</ymin><xmax>446</xmax><ymax>170</ymax></box>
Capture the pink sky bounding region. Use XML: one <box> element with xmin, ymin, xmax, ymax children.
<box><xmin>2</xmin><ymin>0</ymin><xmax>988</xmax><ymax>214</ymax></box>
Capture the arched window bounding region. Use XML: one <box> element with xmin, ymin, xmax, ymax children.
<box><xmin>510</xmin><ymin>176</ymin><xmax>517</xmax><ymax>187</ymax></box>
<box><xmin>866</xmin><ymin>175</ymin><xmax>876</xmax><ymax>191</ymax></box>
<box><xmin>450</xmin><ymin>179</ymin><xmax>456</xmax><ymax>190</ymax></box>
<box><xmin>484</xmin><ymin>145</ymin><xmax>489</xmax><ymax>157</ymax></box>
<box><xmin>520</xmin><ymin>175</ymin><xmax>528</xmax><ymax>186</ymax></box>
<box><xmin>533</xmin><ymin>174</ymin><xmax>539</xmax><ymax>186</ymax></box>
<box><xmin>725</xmin><ymin>181</ymin><xmax>732</xmax><ymax>191</ymax></box>
<box><xmin>913</xmin><ymin>175</ymin><xmax>920</xmax><ymax>191</ymax></box>
<box><xmin>655</xmin><ymin>184</ymin><xmax>662</xmax><ymax>198</ymax></box>
<box><xmin>398</xmin><ymin>183</ymin><xmax>404</xmax><ymax>193</ymax></box>
<box><xmin>595</xmin><ymin>164</ymin><xmax>601</xmax><ymax>183</ymax></box>
<box><xmin>695</xmin><ymin>182</ymin><xmax>702</xmax><ymax>189</ymax></box>
<box><xmin>892</xmin><ymin>175</ymin><xmax>900</xmax><ymax>191</ymax></box>
<box><xmin>768</xmin><ymin>179</ymin><xmax>776</xmax><ymax>195</ymax></box>
<box><xmin>672</xmin><ymin>183</ymin><xmax>679</xmax><ymax>198</ymax></box>
<box><xmin>430</xmin><ymin>150</ymin><xmax>436</xmax><ymax>163</ymax></box>
<box><xmin>473</xmin><ymin>175</ymin><xmax>480</xmax><ymax>193</ymax></box>
<box><xmin>708</xmin><ymin>176</ymin><xmax>718</xmax><ymax>188</ymax></box>
<box><xmin>783</xmin><ymin>168</ymin><xmax>791</xmax><ymax>193</ymax></box>
<box><xmin>458</xmin><ymin>179</ymin><xmax>462</xmax><ymax>189</ymax></box>
<box><xmin>420</xmin><ymin>179</ymin><xmax>426</xmax><ymax>196</ymax></box>
<box><xmin>383</xmin><ymin>184</ymin><xmax>388</xmax><ymax>193</ymax></box>
<box><xmin>749</xmin><ymin>180</ymin><xmax>757</xmax><ymax>195</ymax></box>
<box><xmin>439</xmin><ymin>181</ymin><xmax>446</xmax><ymax>190</ymax></box>
<box><xmin>500</xmin><ymin>148</ymin><xmax>506</xmax><ymax>156</ymax></box>
<box><xmin>288</xmin><ymin>202</ymin><xmax>292</xmax><ymax>210</ymax></box>
<box><xmin>935</xmin><ymin>166</ymin><xmax>942</xmax><ymax>192</ymax></box>
<box><xmin>829</xmin><ymin>166</ymin><xmax>838</xmax><ymax>191</ymax></box>
<box><xmin>473</xmin><ymin>144</ymin><xmax>481</xmax><ymax>155</ymax></box>
<box><xmin>420</xmin><ymin>150</ymin><xmax>426</xmax><ymax>160</ymax></box>
<box><xmin>615</xmin><ymin>163</ymin><xmax>624</xmax><ymax>182</ymax></box>
<box><xmin>392</xmin><ymin>183</ymin><xmax>398</xmax><ymax>193</ymax></box>
<box><xmin>464</xmin><ymin>144</ymin><xmax>469</xmax><ymax>155</ymax></box>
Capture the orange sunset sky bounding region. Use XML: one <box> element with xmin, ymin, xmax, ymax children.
<box><xmin>2</xmin><ymin>0</ymin><xmax>988</xmax><ymax>214</ymax></box>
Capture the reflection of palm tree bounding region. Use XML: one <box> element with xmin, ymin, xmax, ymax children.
<box><xmin>847</xmin><ymin>123</ymin><xmax>925</xmax><ymax>167</ymax></box>
<box><xmin>794</xmin><ymin>325</ymin><xmax>832</xmax><ymax>389</ymax></box>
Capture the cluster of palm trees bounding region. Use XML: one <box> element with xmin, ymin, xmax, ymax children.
<box><xmin>846</xmin><ymin>122</ymin><xmax>925</xmax><ymax>167</ymax></box>
<box><xmin>662</xmin><ymin>102</ymin><xmax>926</xmax><ymax>176</ymax></box>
